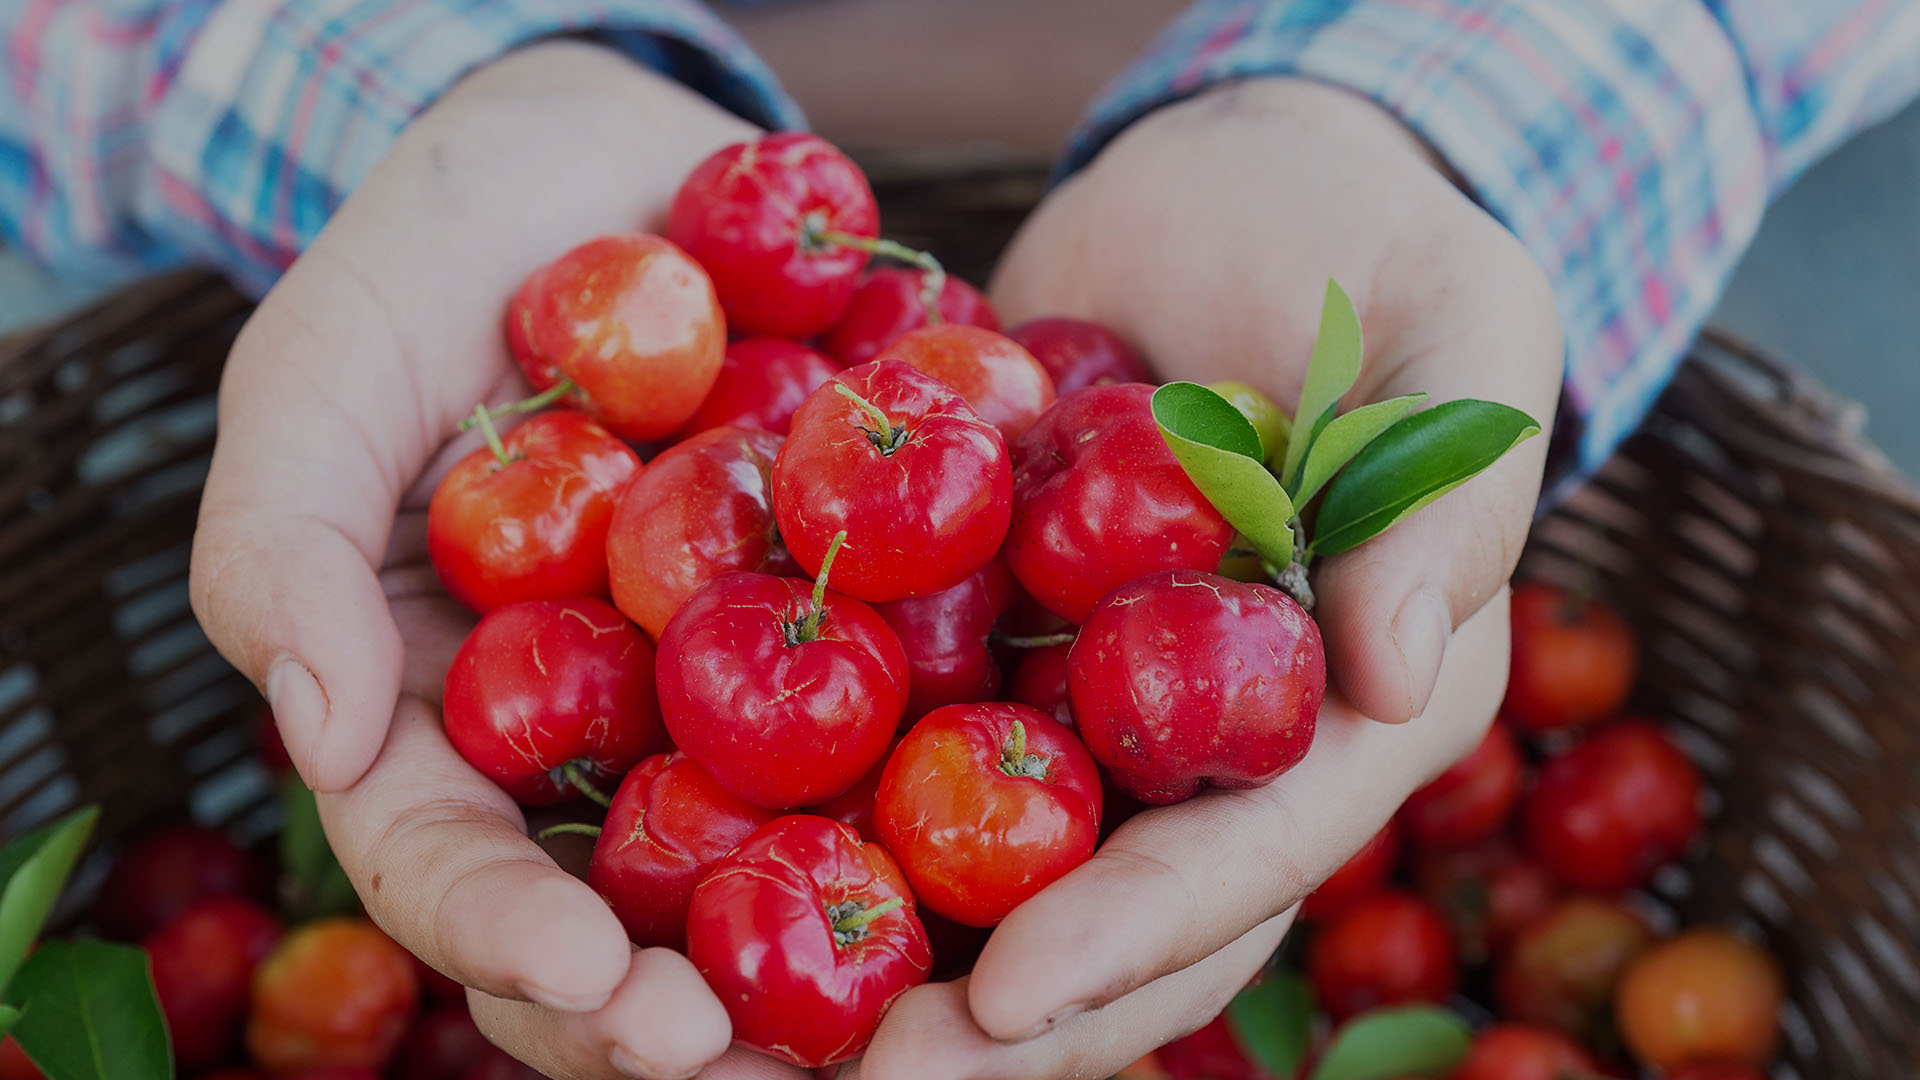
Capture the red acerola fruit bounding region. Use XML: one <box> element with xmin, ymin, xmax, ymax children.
<box><xmin>666</xmin><ymin>133</ymin><xmax>879</xmax><ymax>339</ymax></box>
<box><xmin>873</xmin><ymin>324</ymin><xmax>1055</xmax><ymax>443</ymax></box>
<box><xmin>823</xmin><ymin>267</ymin><xmax>999</xmax><ymax>369</ymax></box>
<box><xmin>873</xmin><ymin>556</ymin><xmax>1017</xmax><ymax>722</ymax></box>
<box><xmin>247</xmin><ymin>918</ymin><xmax>420</xmax><ymax>1073</ymax></box>
<box><xmin>144</xmin><ymin>896</ymin><xmax>281</xmax><ymax>1069</ymax></box>
<box><xmin>1300</xmin><ymin>819</ymin><xmax>1402</xmax><ymax>922</ymax></box>
<box><xmin>391</xmin><ymin>1006</ymin><xmax>492</xmax><ymax>1080</ymax></box>
<box><xmin>876</xmin><ymin>703</ymin><xmax>1101</xmax><ymax>927</ymax></box>
<box><xmin>1152</xmin><ymin>1013</ymin><xmax>1278</xmax><ymax>1080</ymax></box>
<box><xmin>1307</xmin><ymin>891</ymin><xmax>1458</xmax><ymax>1021</ymax></box>
<box><xmin>1615</xmin><ymin>930</ymin><xmax>1783</xmax><ymax>1069</ymax></box>
<box><xmin>807</xmin><ymin>738</ymin><xmax>898</xmax><ymax>844</ymax></box>
<box><xmin>0</xmin><ymin>1039</ymin><xmax>38</xmax><ymax>1080</ymax></box>
<box><xmin>1007</xmin><ymin>641</ymin><xmax>1074</xmax><ymax>728</ymax></box>
<box><xmin>1411</xmin><ymin>837</ymin><xmax>1561</xmax><ymax>965</ymax></box>
<box><xmin>587</xmin><ymin>752</ymin><xmax>777</xmax><ymax>948</ymax></box>
<box><xmin>686</xmin><ymin>816</ymin><xmax>932</xmax><ymax>1068</ymax></box>
<box><xmin>94</xmin><ymin>824</ymin><xmax>262</xmax><ymax>941</ymax></box>
<box><xmin>1523</xmin><ymin>720</ymin><xmax>1702</xmax><ymax>892</ymax></box>
<box><xmin>1505</xmin><ymin>583</ymin><xmax>1639</xmax><ymax>734</ymax></box>
<box><xmin>1449</xmin><ymin>1025</ymin><xmax>1608</xmax><ymax>1080</ymax></box>
<box><xmin>442</xmin><ymin>598</ymin><xmax>665</xmax><ymax>805</ymax></box>
<box><xmin>1005</xmin><ymin>317</ymin><xmax>1154</xmax><ymax>394</ymax></box>
<box><xmin>1007</xmin><ymin>384</ymin><xmax>1232</xmax><ymax>623</ymax></box>
<box><xmin>427</xmin><ymin>411</ymin><xmax>641</xmax><ymax>614</ymax></box>
<box><xmin>1070</xmin><ymin>570</ymin><xmax>1324</xmax><ymax>805</ymax></box>
<box><xmin>656</xmin><ymin>571</ymin><xmax>907</xmax><ymax>808</ymax></box>
<box><xmin>1401</xmin><ymin>720</ymin><xmax>1525</xmax><ymax>848</ymax></box>
<box><xmin>1496</xmin><ymin>896</ymin><xmax>1654</xmax><ymax>1042</ymax></box>
<box><xmin>773</xmin><ymin>360</ymin><xmax>1011</xmax><ymax>603</ymax></box>
<box><xmin>675</xmin><ymin>338</ymin><xmax>839</xmax><ymax>438</ymax></box>
<box><xmin>506</xmin><ymin>233</ymin><xmax>725</xmax><ymax>441</ymax></box>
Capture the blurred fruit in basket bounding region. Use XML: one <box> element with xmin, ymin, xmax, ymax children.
<box><xmin>1413</xmin><ymin>837</ymin><xmax>1560</xmax><ymax>965</ymax></box>
<box><xmin>144</xmin><ymin>896</ymin><xmax>282</xmax><ymax>1069</ymax></box>
<box><xmin>1300</xmin><ymin>818</ymin><xmax>1401</xmax><ymax>922</ymax></box>
<box><xmin>1523</xmin><ymin>720</ymin><xmax>1702</xmax><ymax>892</ymax></box>
<box><xmin>1401</xmin><ymin>720</ymin><xmax>1525</xmax><ymax>849</ymax></box>
<box><xmin>392</xmin><ymin>1005</ymin><xmax>493</xmax><ymax>1080</ymax></box>
<box><xmin>1308</xmin><ymin>891</ymin><xmax>1458</xmax><ymax>1021</ymax></box>
<box><xmin>1449</xmin><ymin>1024</ymin><xmax>1608</xmax><ymax>1080</ymax></box>
<box><xmin>246</xmin><ymin>917</ymin><xmax>420</xmax><ymax>1072</ymax></box>
<box><xmin>1615</xmin><ymin>929</ymin><xmax>1783</xmax><ymax>1069</ymax></box>
<box><xmin>1143</xmin><ymin>1013</ymin><xmax>1276</xmax><ymax>1079</ymax></box>
<box><xmin>95</xmin><ymin>824</ymin><xmax>264</xmax><ymax>940</ymax></box>
<box><xmin>1504</xmin><ymin>583</ymin><xmax>1638</xmax><ymax>734</ymax></box>
<box><xmin>1495</xmin><ymin>896</ymin><xmax>1653</xmax><ymax>1043</ymax></box>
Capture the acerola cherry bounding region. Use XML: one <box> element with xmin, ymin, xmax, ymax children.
<box><xmin>585</xmin><ymin>752</ymin><xmax>776</xmax><ymax>948</ymax></box>
<box><xmin>1505</xmin><ymin>582</ymin><xmax>1638</xmax><ymax>733</ymax></box>
<box><xmin>1496</xmin><ymin>897</ymin><xmax>1654</xmax><ymax>1042</ymax></box>
<box><xmin>0</xmin><ymin>1039</ymin><xmax>38</xmax><ymax>1080</ymax></box>
<box><xmin>1449</xmin><ymin>1025</ymin><xmax>1607</xmax><ymax>1080</ymax></box>
<box><xmin>824</xmin><ymin>267</ymin><xmax>999</xmax><ymax>368</ymax></box>
<box><xmin>428</xmin><ymin>411</ymin><xmax>641</xmax><ymax>613</ymax></box>
<box><xmin>247</xmin><ymin>918</ymin><xmax>420</xmax><ymax>1072</ymax></box>
<box><xmin>1615</xmin><ymin>930</ymin><xmax>1782</xmax><ymax>1069</ymax></box>
<box><xmin>1307</xmin><ymin>891</ymin><xmax>1457</xmax><ymax>1021</ymax></box>
<box><xmin>667</xmin><ymin>133</ymin><xmax>879</xmax><ymax>339</ymax></box>
<box><xmin>1299</xmin><ymin>819</ymin><xmax>1401</xmax><ymax>922</ymax></box>
<box><xmin>1007</xmin><ymin>384</ymin><xmax>1233</xmax><ymax>623</ymax></box>
<box><xmin>1523</xmin><ymin>720</ymin><xmax>1702</xmax><ymax>892</ymax></box>
<box><xmin>1209</xmin><ymin>380</ymin><xmax>1291</xmax><ymax>465</ymax></box>
<box><xmin>873</xmin><ymin>324</ymin><xmax>1055</xmax><ymax>443</ymax></box>
<box><xmin>94</xmin><ymin>824</ymin><xmax>262</xmax><ymax>940</ymax></box>
<box><xmin>873</xmin><ymin>556</ymin><xmax>1017</xmax><ymax>722</ymax></box>
<box><xmin>1005</xmin><ymin>317</ymin><xmax>1154</xmax><ymax>394</ymax></box>
<box><xmin>143</xmin><ymin>897</ymin><xmax>282</xmax><ymax>1069</ymax></box>
<box><xmin>1400</xmin><ymin>720</ymin><xmax>1525</xmax><ymax>848</ymax></box>
<box><xmin>773</xmin><ymin>360</ymin><xmax>1011</xmax><ymax>603</ymax></box>
<box><xmin>876</xmin><ymin>703</ymin><xmax>1101</xmax><ymax>927</ymax></box>
<box><xmin>1070</xmin><ymin>570</ymin><xmax>1324</xmax><ymax>804</ymax></box>
<box><xmin>606</xmin><ymin>425</ymin><xmax>795</xmax><ymax>640</ymax></box>
<box><xmin>675</xmin><ymin>338</ymin><xmax>839</xmax><ymax>438</ymax></box>
<box><xmin>808</xmin><ymin>738</ymin><xmax>898</xmax><ymax>844</ymax></box>
<box><xmin>442</xmin><ymin>598</ymin><xmax>665</xmax><ymax>805</ymax></box>
<box><xmin>1412</xmin><ymin>837</ymin><xmax>1560</xmax><ymax>964</ymax></box>
<box><xmin>1150</xmin><ymin>1014</ymin><xmax>1277</xmax><ymax>1080</ymax></box>
<box><xmin>686</xmin><ymin>816</ymin><xmax>931</xmax><ymax>1068</ymax></box>
<box><xmin>506</xmin><ymin>233</ymin><xmax>725</xmax><ymax>441</ymax></box>
<box><xmin>656</xmin><ymin>560</ymin><xmax>907</xmax><ymax>808</ymax></box>
<box><xmin>1007</xmin><ymin>641</ymin><xmax>1074</xmax><ymax>728</ymax></box>
<box><xmin>391</xmin><ymin>1006</ymin><xmax>491</xmax><ymax>1080</ymax></box>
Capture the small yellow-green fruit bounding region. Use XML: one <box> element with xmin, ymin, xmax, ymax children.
<box><xmin>1209</xmin><ymin>380</ymin><xmax>1291</xmax><ymax>466</ymax></box>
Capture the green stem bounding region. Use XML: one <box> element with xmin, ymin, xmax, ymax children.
<box><xmin>536</xmin><ymin>822</ymin><xmax>603</xmax><ymax>842</ymax></box>
<box><xmin>797</xmin><ymin>531</ymin><xmax>849</xmax><ymax>642</ymax></box>
<box><xmin>815</xmin><ymin>229</ymin><xmax>946</xmax><ymax>324</ymax></box>
<box><xmin>560</xmin><ymin>762</ymin><xmax>612</xmax><ymax>809</ymax></box>
<box><xmin>458</xmin><ymin>378</ymin><xmax>577</xmax><ymax>431</ymax></box>
<box><xmin>470</xmin><ymin>404</ymin><xmax>510</xmax><ymax>468</ymax></box>
<box><xmin>834</xmin><ymin>382</ymin><xmax>909</xmax><ymax>455</ymax></box>
<box><xmin>1008</xmin><ymin>720</ymin><xmax>1027</xmax><ymax>763</ymax></box>
<box><xmin>992</xmin><ymin>632</ymin><xmax>1076</xmax><ymax>649</ymax></box>
<box><xmin>832</xmin><ymin>896</ymin><xmax>904</xmax><ymax>934</ymax></box>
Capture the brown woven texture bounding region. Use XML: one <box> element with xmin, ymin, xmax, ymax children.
<box><xmin>4</xmin><ymin>163</ymin><xmax>1920</xmax><ymax>1078</ymax></box>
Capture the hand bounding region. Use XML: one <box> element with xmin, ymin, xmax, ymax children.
<box><xmin>841</xmin><ymin>78</ymin><xmax>1563</xmax><ymax>1076</ymax></box>
<box><xmin>189</xmin><ymin>42</ymin><xmax>805</xmax><ymax>1077</ymax></box>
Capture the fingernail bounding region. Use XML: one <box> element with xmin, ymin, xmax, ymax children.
<box><xmin>1002</xmin><ymin>1001</ymin><xmax>1087</xmax><ymax>1043</ymax></box>
<box><xmin>266</xmin><ymin>657</ymin><xmax>327</xmax><ymax>788</ymax></box>
<box><xmin>610</xmin><ymin>1045</ymin><xmax>697</xmax><ymax>1079</ymax></box>
<box><xmin>520</xmin><ymin>980</ymin><xmax>612</xmax><ymax>1013</ymax></box>
<box><xmin>1392</xmin><ymin>588</ymin><xmax>1451</xmax><ymax>719</ymax></box>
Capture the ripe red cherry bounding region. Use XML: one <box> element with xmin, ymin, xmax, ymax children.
<box><xmin>1505</xmin><ymin>583</ymin><xmax>1638</xmax><ymax>733</ymax></box>
<box><xmin>1007</xmin><ymin>384</ymin><xmax>1232</xmax><ymax>622</ymax></box>
<box><xmin>94</xmin><ymin>824</ymin><xmax>263</xmax><ymax>941</ymax></box>
<box><xmin>606</xmin><ymin>426</ymin><xmax>795</xmax><ymax>640</ymax></box>
<box><xmin>876</xmin><ymin>703</ymin><xmax>1102</xmax><ymax>927</ymax></box>
<box><xmin>1070</xmin><ymin>570</ymin><xmax>1324</xmax><ymax>804</ymax></box>
<box><xmin>1412</xmin><ymin>837</ymin><xmax>1560</xmax><ymax>964</ymax></box>
<box><xmin>442</xmin><ymin>598</ymin><xmax>665</xmax><ymax>805</ymax></box>
<box><xmin>1400</xmin><ymin>720</ymin><xmax>1524</xmax><ymax>848</ymax></box>
<box><xmin>586</xmin><ymin>752</ymin><xmax>776</xmax><ymax>948</ymax></box>
<box><xmin>506</xmin><ymin>233</ymin><xmax>725</xmax><ymax>441</ymax></box>
<box><xmin>1299</xmin><ymin>819</ymin><xmax>1401</xmax><ymax>922</ymax></box>
<box><xmin>773</xmin><ymin>360</ymin><xmax>1011</xmax><ymax>603</ymax></box>
<box><xmin>143</xmin><ymin>897</ymin><xmax>281</xmax><ymax>1069</ymax></box>
<box><xmin>666</xmin><ymin>133</ymin><xmax>879</xmax><ymax>339</ymax></box>
<box><xmin>1005</xmin><ymin>317</ymin><xmax>1153</xmax><ymax>394</ymax></box>
<box><xmin>1523</xmin><ymin>720</ymin><xmax>1702</xmax><ymax>891</ymax></box>
<box><xmin>1449</xmin><ymin>1025</ymin><xmax>1607</xmax><ymax>1080</ymax></box>
<box><xmin>686</xmin><ymin>816</ymin><xmax>931</xmax><ymax>1068</ymax></box>
<box><xmin>823</xmin><ymin>268</ymin><xmax>999</xmax><ymax>368</ymax></box>
<box><xmin>1496</xmin><ymin>896</ymin><xmax>1653</xmax><ymax>1042</ymax></box>
<box><xmin>873</xmin><ymin>325</ymin><xmax>1055</xmax><ymax>443</ymax></box>
<box><xmin>1151</xmin><ymin>1013</ymin><xmax>1276</xmax><ymax>1080</ymax></box>
<box><xmin>427</xmin><ymin>411</ymin><xmax>641</xmax><ymax>614</ymax></box>
<box><xmin>1307</xmin><ymin>890</ymin><xmax>1457</xmax><ymax>1021</ymax></box>
<box><xmin>1007</xmin><ymin>642</ymin><xmax>1074</xmax><ymax>728</ymax></box>
<box><xmin>675</xmin><ymin>338</ymin><xmax>839</xmax><ymax>438</ymax></box>
<box><xmin>808</xmin><ymin>738</ymin><xmax>898</xmax><ymax>844</ymax></box>
<box><xmin>656</xmin><ymin>566</ymin><xmax>907</xmax><ymax>808</ymax></box>
<box><xmin>873</xmin><ymin>556</ymin><xmax>1016</xmax><ymax>722</ymax></box>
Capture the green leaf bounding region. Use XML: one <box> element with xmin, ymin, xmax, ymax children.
<box><xmin>1292</xmin><ymin>393</ymin><xmax>1428</xmax><ymax>507</ymax></box>
<box><xmin>279</xmin><ymin>777</ymin><xmax>357</xmax><ymax>921</ymax></box>
<box><xmin>0</xmin><ymin>806</ymin><xmax>99</xmax><ymax>996</ymax></box>
<box><xmin>1225</xmin><ymin>973</ymin><xmax>1313</xmax><ymax>1077</ymax></box>
<box><xmin>1308</xmin><ymin>1006</ymin><xmax>1472</xmax><ymax>1080</ymax></box>
<box><xmin>1280</xmin><ymin>280</ymin><xmax>1365</xmax><ymax>490</ymax></box>
<box><xmin>1309</xmin><ymin>400</ymin><xmax>1540</xmax><ymax>557</ymax></box>
<box><xmin>0</xmin><ymin>1002</ymin><xmax>18</xmax><ymax>1039</ymax></box>
<box><xmin>1152</xmin><ymin>382</ymin><xmax>1295</xmax><ymax>566</ymax></box>
<box><xmin>7</xmin><ymin>940</ymin><xmax>170</xmax><ymax>1080</ymax></box>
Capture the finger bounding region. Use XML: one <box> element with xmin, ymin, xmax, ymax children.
<box><xmin>317</xmin><ymin>696</ymin><xmax>631</xmax><ymax>1012</ymax></box>
<box><xmin>965</xmin><ymin>594</ymin><xmax>1509</xmax><ymax>1041</ymax></box>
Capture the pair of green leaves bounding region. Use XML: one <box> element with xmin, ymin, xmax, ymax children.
<box><xmin>1226</xmin><ymin>972</ymin><xmax>1472</xmax><ymax>1080</ymax></box>
<box><xmin>1152</xmin><ymin>280</ymin><xmax>1540</xmax><ymax>572</ymax></box>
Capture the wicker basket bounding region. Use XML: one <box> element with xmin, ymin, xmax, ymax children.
<box><xmin>3</xmin><ymin>162</ymin><xmax>1918</xmax><ymax>1079</ymax></box>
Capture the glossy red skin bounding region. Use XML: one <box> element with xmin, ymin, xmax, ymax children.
<box><xmin>428</xmin><ymin>411</ymin><xmax>642</xmax><ymax>614</ymax></box>
<box><xmin>666</xmin><ymin>133</ymin><xmax>879</xmax><ymax>339</ymax></box>
<box><xmin>1401</xmin><ymin>720</ymin><xmax>1525</xmax><ymax>848</ymax></box>
<box><xmin>1450</xmin><ymin>1025</ymin><xmax>1607</xmax><ymax>1080</ymax></box>
<box><xmin>606</xmin><ymin>426</ymin><xmax>795</xmax><ymax>639</ymax></box>
<box><xmin>1007</xmin><ymin>384</ymin><xmax>1233</xmax><ymax>622</ymax></box>
<box><xmin>142</xmin><ymin>897</ymin><xmax>281</xmax><ymax>1069</ymax></box>
<box><xmin>587</xmin><ymin>752</ymin><xmax>777</xmax><ymax>948</ymax></box>
<box><xmin>808</xmin><ymin>738</ymin><xmax>898</xmax><ymax>844</ymax></box>
<box><xmin>392</xmin><ymin>1007</ymin><xmax>491</xmax><ymax>1080</ymax></box>
<box><xmin>686</xmin><ymin>816</ymin><xmax>931</xmax><ymax>1068</ymax></box>
<box><xmin>1299</xmin><ymin>819</ymin><xmax>1402</xmax><ymax>922</ymax></box>
<box><xmin>1523</xmin><ymin>720</ymin><xmax>1702</xmax><ymax>892</ymax></box>
<box><xmin>1007</xmin><ymin>642</ymin><xmax>1074</xmax><ymax>728</ymax></box>
<box><xmin>442</xmin><ymin>598</ymin><xmax>666</xmax><ymax>805</ymax></box>
<box><xmin>1005</xmin><ymin>317</ymin><xmax>1154</xmax><ymax>394</ymax></box>
<box><xmin>873</xmin><ymin>557</ymin><xmax>1016</xmax><ymax>722</ymax></box>
<box><xmin>873</xmin><ymin>325</ymin><xmax>1056</xmax><ymax>443</ymax></box>
<box><xmin>773</xmin><ymin>360</ymin><xmax>1011</xmax><ymax>602</ymax></box>
<box><xmin>676</xmin><ymin>338</ymin><xmax>840</xmax><ymax>438</ymax></box>
<box><xmin>507</xmin><ymin>233</ymin><xmax>725</xmax><ymax>441</ymax></box>
<box><xmin>1412</xmin><ymin>837</ymin><xmax>1561</xmax><ymax>964</ymax></box>
<box><xmin>1152</xmin><ymin>1014</ymin><xmax>1278</xmax><ymax>1080</ymax></box>
<box><xmin>657</xmin><ymin>573</ymin><xmax>907</xmax><ymax>808</ymax></box>
<box><xmin>1070</xmin><ymin>571</ymin><xmax>1325</xmax><ymax>804</ymax></box>
<box><xmin>823</xmin><ymin>268</ymin><xmax>1000</xmax><ymax>369</ymax></box>
<box><xmin>1307</xmin><ymin>891</ymin><xmax>1458</xmax><ymax>1021</ymax></box>
<box><xmin>0</xmin><ymin>1039</ymin><xmax>38</xmax><ymax>1080</ymax></box>
<box><xmin>1666</xmin><ymin>1064</ymin><xmax>1769</xmax><ymax>1080</ymax></box>
<box><xmin>876</xmin><ymin>703</ymin><xmax>1102</xmax><ymax>927</ymax></box>
<box><xmin>94</xmin><ymin>824</ymin><xmax>262</xmax><ymax>940</ymax></box>
<box><xmin>1496</xmin><ymin>896</ymin><xmax>1653</xmax><ymax>1042</ymax></box>
<box><xmin>1505</xmin><ymin>583</ymin><xmax>1639</xmax><ymax>733</ymax></box>
<box><xmin>247</xmin><ymin>919</ymin><xmax>420</xmax><ymax>1073</ymax></box>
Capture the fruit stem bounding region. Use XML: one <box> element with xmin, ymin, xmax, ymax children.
<box><xmin>797</xmin><ymin>530</ymin><xmax>849</xmax><ymax>643</ymax></box>
<box><xmin>833</xmin><ymin>383</ymin><xmax>907</xmax><ymax>454</ymax></box>
<box><xmin>1271</xmin><ymin>524</ymin><xmax>1317</xmax><ymax>611</ymax></box>
<box><xmin>469</xmin><ymin>403</ymin><xmax>511</xmax><ymax>467</ymax></box>
<box><xmin>992</xmin><ymin>632</ymin><xmax>1076</xmax><ymax>649</ymax></box>
<box><xmin>1000</xmin><ymin>719</ymin><xmax>1050</xmax><ymax>779</ymax></box>
<box><xmin>815</xmin><ymin>229</ymin><xmax>946</xmax><ymax>324</ymax></box>
<box><xmin>832</xmin><ymin>897</ymin><xmax>904</xmax><ymax>934</ymax></box>
<box><xmin>458</xmin><ymin>378</ymin><xmax>577</xmax><ymax>431</ymax></box>
<box><xmin>560</xmin><ymin>762</ymin><xmax>612</xmax><ymax>809</ymax></box>
<box><xmin>536</xmin><ymin>822</ymin><xmax>603</xmax><ymax>842</ymax></box>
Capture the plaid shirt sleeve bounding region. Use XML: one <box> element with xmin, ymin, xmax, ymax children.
<box><xmin>1064</xmin><ymin>0</ymin><xmax>1920</xmax><ymax>487</ymax></box>
<box><xmin>0</xmin><ymin>0</ymin><xmax>802</xmax><ymax>297</ymax></box>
